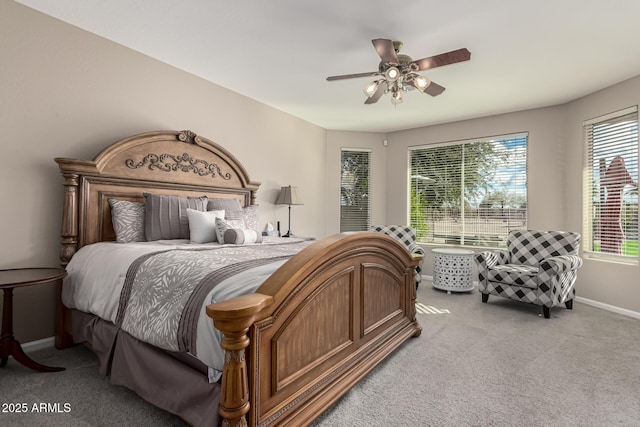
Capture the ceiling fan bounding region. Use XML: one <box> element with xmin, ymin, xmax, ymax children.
<box><xmin>326</xmin><ymin>39</ymin><xmax>471</xmax><ymax>105</ymax></box>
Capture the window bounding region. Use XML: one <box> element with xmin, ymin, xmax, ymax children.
<box><xmin>583</xmin><ymin>106</ymin><xmax>638</xmax><ymax>262</ymax></box>
<box><xmin>340</xmin><ymin>149</ymin><xmax>371</xmax><ymax>232</ymax></box>
<box><xmin>409</xmin><ymin>133</ymin><xmax>528</xmax><ymax>247</ymax></box>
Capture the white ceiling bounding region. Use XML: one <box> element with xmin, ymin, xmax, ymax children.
<box><xmin>15</xmin><ymin>0</ymin><xmax>640</xmax><ymax>133</ymax></box>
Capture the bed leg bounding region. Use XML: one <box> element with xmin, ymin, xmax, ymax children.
<box><xmin>207</xmin><ymin>294</ymin><xmax>274</xmax><ymax>427</ymax></box>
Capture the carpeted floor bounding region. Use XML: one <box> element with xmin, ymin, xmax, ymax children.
<box><xmin>1</xmin><ymin>282</ymin><xmax>639</xmax><ymax>426</ymax></box>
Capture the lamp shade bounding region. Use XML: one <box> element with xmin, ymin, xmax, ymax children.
<box><xmin>275</xmin><ymin>186</ymin><xmax>303</xmax><ymax>205</ymax></box>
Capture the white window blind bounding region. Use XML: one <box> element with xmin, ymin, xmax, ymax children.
<box><xmin>409</xmin><ymin>133</ymin><xmax>528</xmax><ymax>247</ymax></box>
<box><xmin>583</xmin><ymin>106</ymin><xmax>638</xmax><ymax>261</ymax></box>
<box><xmin>340</xmin><ymin>149</ymin><xmax>371</xmax><ymax>232</ymax></box>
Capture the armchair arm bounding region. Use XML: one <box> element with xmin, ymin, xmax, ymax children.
<box><xmin>537</xmin><ymin>255</ymin><xmax>583</xmax><ymax>305</ymax></box>
<box><xmin>474</xmin><ymin>249</ymin><xmax>509</xmax><ymax>288</ymax></box>
<box><xmin>474</xmin><ymin>249</ymin><xmax>509</xmax><ymax>269</ymax></box>
<box><xmin>408</xmin><ymin>243</ymin><xmax>425</xmax><ymax>257</ymax></box>
<box><xmin>539</xmin><ymin>255</ymin><xmax>583</xmax><ymax>276</ymax></box>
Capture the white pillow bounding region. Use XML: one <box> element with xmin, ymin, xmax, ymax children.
<box><xmin>186</xmin><ymin>209</ymin><xmax>225</xmax><ymax>243</ymax></box>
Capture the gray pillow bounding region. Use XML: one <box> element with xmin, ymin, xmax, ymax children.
<box><xmin>207</xmin><ymin>198</ymin><xmax>242</xmax><ymax>213</ymax></box>
<box><xmin>108</xmin><ymin>199</ymin><xmax>146</xmax><ymax>243</ymax></box>
<box><xmin>143</xmin><ymin>193</ymin><xmax>208</xmax><ymax>241</ymax></box>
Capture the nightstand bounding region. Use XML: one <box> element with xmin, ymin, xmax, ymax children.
<box><xmin>0</xmin><ymin>268</ymin><xmax>66</xmax><ymax>372</ymax></box>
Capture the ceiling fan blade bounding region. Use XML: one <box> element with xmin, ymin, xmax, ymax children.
<box><xmin>412</xmin><ymin>48</ymin><xmax>471</xmax><ymax>71</ymax></box>
<box><xmin>326</xmin><ymin>71</ymin><xmax>378</xmax><ymax>81</ymax></box>
<box><xmin>424</xmin><ymin>81</ymin><xmax>446</xmax><ymax>96</ymax></box>
<box><xmin>364</xmin><ymin>81</ymin><xmax>388</xmax><ymax>104</ymax></box>
<box><xmin>372</xmin><ymin>39</ymin><xmax>399</xmax><ymax>64</ymax></box>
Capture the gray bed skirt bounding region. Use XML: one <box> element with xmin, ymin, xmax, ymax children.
<box><xmin>70</xmin><ymin>309</ymin><xmax>222</xmax><ymax>427</ymax></box>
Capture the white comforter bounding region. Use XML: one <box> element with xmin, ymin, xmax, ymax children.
<box><xmin>63</xmin><ymin>238</ymin><xmax>303</xmax><ymax>381</ymax></box>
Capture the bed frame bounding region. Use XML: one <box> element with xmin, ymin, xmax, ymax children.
<box><xmin>55</xmin><ymin>130</ymin><xmax>422</xmax><ymax>426</ymax></box>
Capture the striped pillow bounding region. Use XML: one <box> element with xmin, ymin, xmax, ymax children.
<box><xmin>214</xmin><ymin>217</ymin><xmax>246</xmax><ymax>244</ymax></box>
<box><xmin>143</xmin><ymin>193</ymin><xmax>208</xmax><ymax>241</ymax></box>
<box><xmin>223</xmin><ymin>228</ymin><xmax>263</xmax><ymax>245</ymax></box>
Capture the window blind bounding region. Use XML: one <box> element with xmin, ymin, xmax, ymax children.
<box><xmin>340</xmin><ymin>149</ymin><xmax>371</xmax><ymax>232</ymax></box>
<box><xmin>409</xmin><ymin>133</ymin><xmax>528</xmax><ymax>247</ymax></box>
<box><xmin>583</xmin><ymin>106</ymin><xmax>638</xmax><ymax>261</ymax></box>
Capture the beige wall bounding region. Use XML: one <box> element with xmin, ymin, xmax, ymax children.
<box><xmin>1</xmin><ymin>2</ymin><xmax>327</xmax><ymax>342</ymax></box>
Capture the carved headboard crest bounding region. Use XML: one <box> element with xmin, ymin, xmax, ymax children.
<box><xmin>124</xmin><ymin>130</ymin><xmax>232</xmax><ymax>181</ymax></box>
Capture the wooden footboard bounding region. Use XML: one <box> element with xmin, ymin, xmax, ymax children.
<box><xmin>207</xmin><ymin>232</ymin><xmax>422</xmax><ymax>427</ymax></box>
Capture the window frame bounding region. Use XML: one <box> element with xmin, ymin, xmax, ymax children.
<box><xmin>408</xmin><ymin>132</ymin><xmax>529</xmax><ymax>248</ymax></box>
<box><xmin>340</xmin><ymin>148</ymin><xmax>372</xmax><ymax>232</ymax></box>
<box><xmin>582</xmin><ymin>105</ymin><xmax>639</xmax><ymax>265</ymax></box>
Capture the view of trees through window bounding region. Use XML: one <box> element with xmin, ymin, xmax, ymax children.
<box><xmin>584</xmin><ymin>107</ymin><xmax>638</xmax><ymax>259</ymax></box>
<box><xmin>340</xmin><ymin>149</ymin><xmax>371</xmax><ymax>232</ymax></box>
<box><xmin>409</xmin><ymin>134</ymin><xmax>528</xmax><ymax>247</ymax></box>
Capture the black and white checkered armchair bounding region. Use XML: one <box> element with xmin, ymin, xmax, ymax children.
<box><xmin>474</xmin><ymin>230</ymin><xmax>583</xmax><ymax>319</ymax></box>
<box><xmin>369</xmin><ymin>225</ymin><xmax>425</xmax><ymax>288</ymax></box>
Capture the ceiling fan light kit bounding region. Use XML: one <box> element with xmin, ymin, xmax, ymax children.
<box><xmin>390</xmin><ymin>87</ymin><xmax>403</xmax><ymax>105</ymax></box>
<box><xmin>384</xmin><ymin>67</ymin><xmax>401</xmax><ymax>82</ymax></box>
<box><xmin>327</xmin><ymin>39</ymin><xmax>471</xmax><ymax>105</ymax></box>
<box><xmin>363</xmin><ymin>80</ymin><xmax>381</xmax><ymax>97</ymax></box>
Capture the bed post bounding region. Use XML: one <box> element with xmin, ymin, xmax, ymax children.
<box><xmin>207</xmin><ymin>293</ymin><xmax>274</xmax><ymax>427</ymax></box>
<box><xmin>57</xmin><ymin>168</ymin><xmax>80</xmax><ymax>266</ymax></box>
<box><xmin>55</xmin><ymin>166</ymin><xmax>80</xmax><ymax>349</ymax></box>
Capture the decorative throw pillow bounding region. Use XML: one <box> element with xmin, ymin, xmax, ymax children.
<box><xmin>186</xmin><ymin>209</ymin><xmax>225</xmax><ymax>243</ymax></box>
<box><xmin>223</xmin><ymin>228</ymin><xmax>263</xmax><ymax>245</ymax></box>
<box><xmin>143</xmin><ymin>193</ymin><xmax>208</xmax><ymax>241</ymax></box>
<box><xmin>207</xmin><ymin>198</ymin><xmax>242</xmax><ymax>213</ymax></box>
<box><xmin>225</xmin><ymin>205</ymin><xmax>260</xmax><ymax>234</ymax></box>
<box><xmin>108</xmin><ymin>199</ymin><xmax>146</xmax><ymax>243</ymax></box>
<box><xmin>215</xmin><ymin>217</ymin><xmax>246</xmax><ymax>243</ymax></box>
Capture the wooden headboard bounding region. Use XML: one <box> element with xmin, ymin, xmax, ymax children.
<box><xmin>55</xmin><ymin>130</ymin><xmax>260</xmax><ymax>265</ymax></box>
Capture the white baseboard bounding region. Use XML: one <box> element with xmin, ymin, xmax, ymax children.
<box><xmin>575</xmin><ymin>296</ymin><xmax>640</xmax><ymax>320</ymax></box>
<box><xmin>22</xmin><ymin>336</ymin><xmax>55</xmax><ymax>353</ymax></box>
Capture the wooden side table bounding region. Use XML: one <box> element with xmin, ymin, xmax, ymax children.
<box><xmin>0</xmin><ymin>268</ymin><xmax>66</xmax><ymax>372</ymax></box>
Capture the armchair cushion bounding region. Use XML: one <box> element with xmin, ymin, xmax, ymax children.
<box><xmin>488</xmin><ymin>264</ymin><xmax>538</xmax><ymax>289</ymax></box>
<box><xmin>369</xmin><ymin>225</ymin><xmax>424</xmax><ymax>285</ymax></box>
